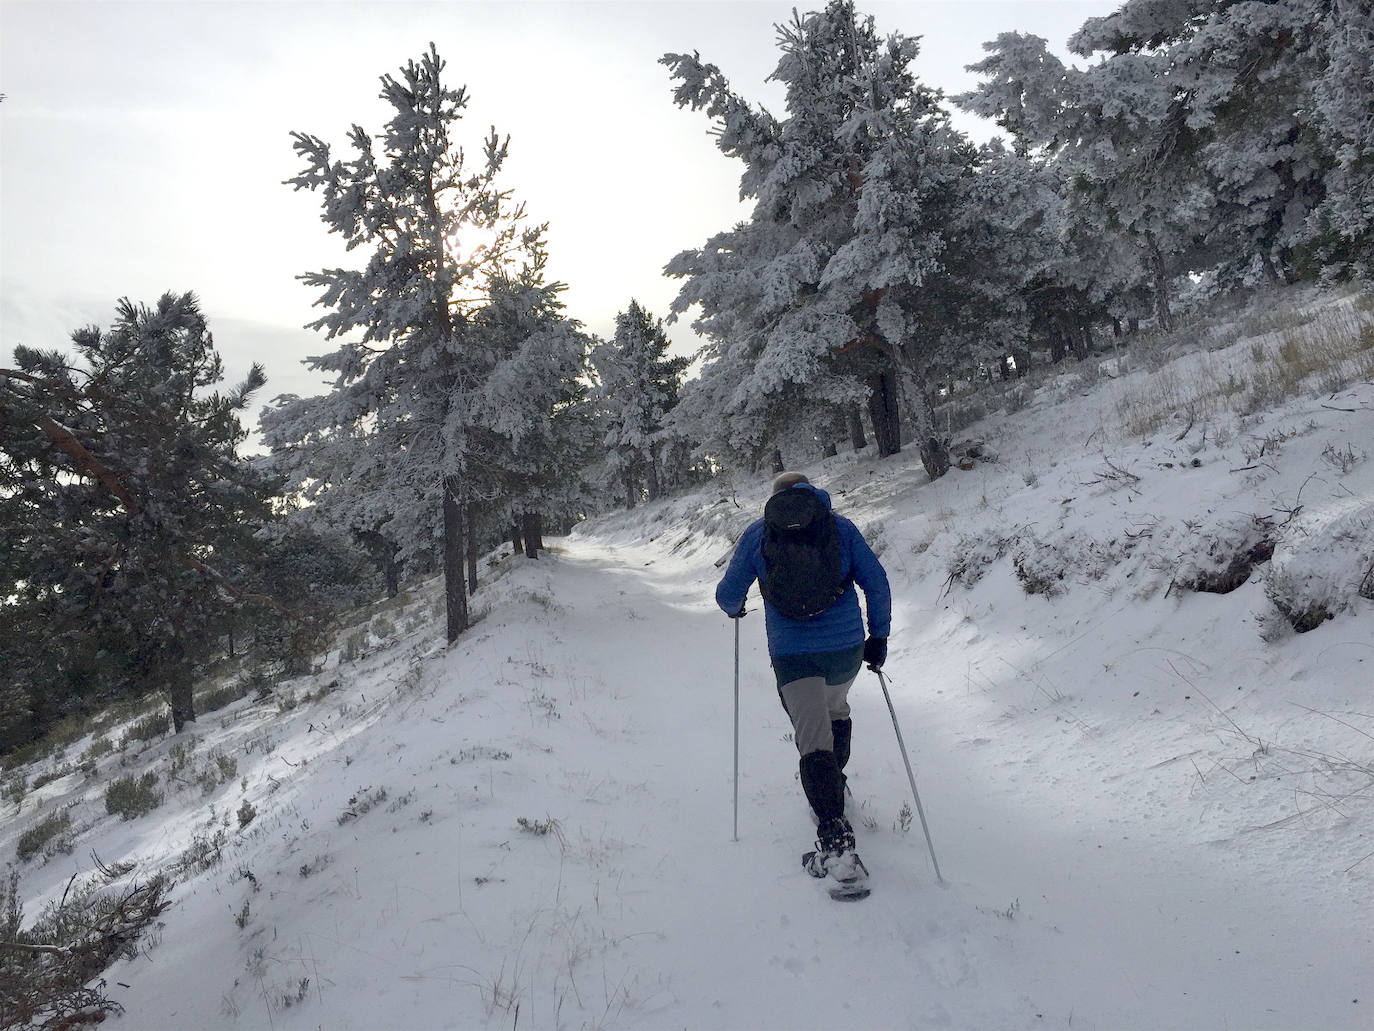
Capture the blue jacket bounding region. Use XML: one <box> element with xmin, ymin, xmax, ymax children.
<box><xmin>715</xmin><ymin>484</ymin><xmax>891</xmax><ymax>657</ymax></box>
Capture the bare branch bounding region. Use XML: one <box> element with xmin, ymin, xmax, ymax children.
<box><xmin>38</xmin><ymin>417</ymin><xmax>142</xmax><ymax>515</ymax></box>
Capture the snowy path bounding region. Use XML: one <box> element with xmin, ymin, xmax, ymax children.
<box><xmin>99</xmin><ymin>515</ymin><xmax>1369</xmax><ymax>1030</ymax></box>
<box><xmin>453</xmin><ymin>530</ymin><xmax>1369</xmax><ymax>1030</ymax></box>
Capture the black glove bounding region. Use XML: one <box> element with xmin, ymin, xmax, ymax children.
<box><xmin>863</xmin><ymin>636</ymin><xmax>887</xmax><ymax>670</ymax></box>
<box><xmin>728</xmin><ymin>604</ymin><xmax>748</xmax><ymax>619</ymax></box>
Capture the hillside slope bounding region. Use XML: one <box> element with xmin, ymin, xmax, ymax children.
<box><xmin>5</xmin><ymin>288</ymin><xmax>1372</xmax><ymax>1030</ymax></box>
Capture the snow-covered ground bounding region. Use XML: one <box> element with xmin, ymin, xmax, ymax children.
<box><xmin>5</xmin><ymin>290</ymin><xmax>1372</xmax><ymax>1030</ymax></box>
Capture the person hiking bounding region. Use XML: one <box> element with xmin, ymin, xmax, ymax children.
<box><xmin>715</xmin><ymin>471</ymin><xmax>891</xmax><ymax>888</ymax></box>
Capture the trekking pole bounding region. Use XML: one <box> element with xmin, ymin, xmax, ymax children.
<box><xmin>875</xmin><ymin>668</ymin><xmax>943</xmax><ymax>883</ymax></box>
<box><xmin>732</xmin><ymin>616</ymin><xmax>741</xmax><ymax>843</ymax></box>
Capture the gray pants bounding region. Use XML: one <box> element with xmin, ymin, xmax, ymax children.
<box><xmin>779</xmin><ymin>675</ymin><xmax>857</xmax><ymax>755</ymax></box>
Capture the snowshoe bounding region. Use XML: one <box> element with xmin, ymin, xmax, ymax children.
<box><xmin>801</xmin><ymin>846</ymin><xmax>871</xmax><ymax>900</ymax></box>
<box><xmin>802</xmin><ymin>816</ymin><xmax>870</xmax><ymax>900</ymax></box>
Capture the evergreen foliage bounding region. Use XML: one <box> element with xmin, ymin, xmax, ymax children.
<box><xmin>1</xmin><ymin>292</ymin><xmax>276</xmax><ymax>747</ymax></box>
<box><xmin>272</xmin><ymin>44</ymin><xmax>596</xmax><ymax>638</ymax></box>
<box><xmin>959</xmin><ymin>0</ymin><xmax>1374</xmax><ymax>308</ymax></box>
<box><xmin>663</xmin><ymin>0</ymin><xmax>969</xmax><ymax>478</ymax></box>
<box><xmin>591</xmin><ymin>300</ymin><xmax>691</xmax><ymax>508</ymax></box>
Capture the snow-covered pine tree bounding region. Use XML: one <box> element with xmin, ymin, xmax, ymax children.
<box><xmin>0</xmin><ymin>293</ymin><xmax>274</xmax><ymax>741</ymax></box>
<box><xmin>662</xmin><ymin>0</ymin><xmax>970</xmax><ymax>478</ymax></box>
<box><xmin>958</xmin><ymin>30</ymin><xmax>1214</xmax><ymax>331</ymax></box>
<box><xmin>463</xmin><ymin>268</ymin><xmax>599</xmax><ymax>556</ymax></box>
<box><xmin>968</xmin><ymin>1</ymin><xmax>1374</xmax><ymax>295</ymax></box>
<box><xmin>960</xmin><ymin>139</ymin><xmax>1148</xmax><ymax>367</ymax></box>
<box><xmin>259</xmin><ymin>389</ymin><xmax>435</xmax><ymax>601</ymax></box>
<box><xmin>1297</xmin><ymin>0</ymin><xmax>1374</xmax><ymax>277</ymax></box>
<box><xmin>284</xmin><ymin>44</ymin><xmax>549</xmax><ymax>643</ymax></box>
<box><xmin>591</xmin><ymin>300</ymin><xmax>690</xmax><ymax>509</ymax></box>
<box><xmin>1066</xmin><ymin>1</ymin><xmax>1326</xmax><ymax>288</ymax></box>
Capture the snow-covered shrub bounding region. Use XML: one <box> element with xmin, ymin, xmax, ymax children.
<box><xmin>121</xmin><ymin>712</ymin><xmax>169</xmax><ymax>748</ymax></box>
<box><xmin>1011</xmin><ymin>532</ymin><xmax>1136</xmax><ymax>597</ymax></box>
<box><xmin>337</xmin><ymin>786</ymin><xmax>388</xmax><ymax>825</ymax></box>
<box><xmin>15</xmin><ymin>810</ymin><xmax>74</xmax><ymax>863</ymax></box>
<box><xmin>945</xmin><ymin>529</ymin><xmax>1017</xmax><ymax>589</ymax></box>
<box><xmin>1011</xmin><ymin>534</ymin><xmax>1070</xmax><ymax>596</ymax></box>
<box><xmin>1169</xmin><ymin>514</ymin><xmax>1276</xmax><ymax>594</ymax></box>
<box><xmin>29</xmin><ymin>766</ymin><xmax>71</xmax><ymax>792</ymax></box>
<box><xmin>104</xmin><ymin>773</ymin><xmax>162</xmax><ymax>821</ymax></box>
<box><xmin>174</xmin><ymin>828</ymin><xmax>228</xmax><ymax>877</ymax></box>
<box><xmin>1265</xmin><ymin>497</ymin><xmax>1374</xmax><ymax>632</ymax></box>
<box><xmin>195</xmin><ymin>679</ymin><xmax>248</xmax><ymax>715</ymax></box>
<box><xmin>1</xmin><ymin>771</ymin><xmax>26</xmax><ymax>809</ymax></box>
<box><xmin>1003</xmin><ymin>384</ymin><xmax>1033</xmax><ymax>414</ymax></box>
<box><xmin>0</xmin><ymin>869</ymin><xmax>171</xmax><ymax>1029</ymax></box>
<box><xmin>1320</xmin><ymin>442</ymin><xmax>1366</xmax><ymax>475</ymax></box>
<box><xmin>83</xmin><ymin>736</ymin><xmax>114</xmax><ymax>762</ymax></box>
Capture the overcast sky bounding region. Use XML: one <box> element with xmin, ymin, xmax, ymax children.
<box><xmin>1</xmin><ymin>0</ymin><xmax>1117</xmax><ymax>411</ymax></box>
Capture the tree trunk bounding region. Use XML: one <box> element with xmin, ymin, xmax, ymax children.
<box><xmin>847</xmin><ymin>405</ymin><xmax>867</xmax><ymax>451</ymax></box>
<box><xmin>1261</xmin><ymin>251</ymin><xmax>1283</xmax><ymax>284</ymax></box>
<box><xmin>510</xmin><ymin>520</ymin><xmax>523</xmax><ymax>556</ymax></box>
<box><xmin>866</xmin><ymin>370</ymin><xmax>902</xmax><ymax>458</ymax></box>
<box><xmin>466</xmin><ymin>502</ymin><xmax>479</xmax><ymax>595</ymax></box>
<box><xmin>169</xmin><ymin>678</ymin><xmax>196</xmax><ymax>734</ymax></box>
<box><xmin>1071</xmin><ymin>316</ymin><xmax>1091</xmax><ymax>360</ymax></box>
<box><xmin>522</xmin><ymin>512</ymin><xmax>543</xmax><ymax>559</ymax></box>
<box><xmin>166</xmin><ymin>639</ymin><xmax>195</xmax><ymax>733</ymax></box>
<box><xmin>384</xmin><ymin>549</ymin><xmax>399</xmax><ymax>599</ymax></box>
<box><xmin>771</xmin><ymin>448</ymin><xmax>785</xmax><ymax>474</ymax></box>
<box><xmin>1049</xmin><ymin>333</ymin><xmax>1067</xmax><ymax>364</ymax></box>
<box><xmin>645</xmin><ymin>447</ymin><xmax>662</xmax><ymax>502</ymax></box>
<box><xmin>623</xmin><ymin>467</ymin><xmax>637</xmax><ymax>510</ymax></box>
<box><xmin>443</xmin><ymin>476</ymin><xmax>468</xmax><ymax>643</ymax></box>
<box><xmin>905</xmin><ymin>376</ymin><xmax>951</xmax><ymax>481</ymax></box>
<box><xmin>1147</xmin><ymin>236</ymin><xmax>1173</xmax><ymax>332</ymax></box>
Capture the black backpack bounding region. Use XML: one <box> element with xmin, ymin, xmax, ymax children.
<box><xmin>759</xmin><ymin>489</ymin><xmax>852</xmax><ymax>621</ymax></box>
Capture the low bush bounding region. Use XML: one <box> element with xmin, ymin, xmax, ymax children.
<box><xmin>105</xmin><ymin>773</ymin><xmax>163</xmax><ymax>821</ymax></box>
<box><xmin>0</xmin><ymin>868</ymin><xmax>172</xmax><ymax>1029</ymax></box>
<box><xmin>121</xmin><ymin>712</ymin><xmax>169</xmax><ymax>747</ymax></box>
<box><xmin>197</xmin><ymin>680</ymin><xmax>248</xmax><ymax>715</ymax></box>
<box><xmin>15</xmin><ymin>810</ymin><xmax>75</xmax><ymax>863</ymax></box>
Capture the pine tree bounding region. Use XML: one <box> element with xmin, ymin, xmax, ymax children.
<box><xmin>662</xmin><ymin>0</ymin><xmax>969</xmax><ymax>478</ymax></box>
<box><xmin>1</xmin><ymin>292</ymin><xmax>273</xmax><ymax>742</ymax></box>
<box><xmin>1291</xmin><ymin>0</ymin><xmax>1373</xmax><ymax>276</ymax></box>
<box><xmin>958</xmin><ymin>30</ymin><xmax>1213</xmax><ymax>331</ymax></box>
<box><xmin>283</xmin><ymin>44</ymin><xmax>548</xmax><ymax>643</ymax></box>
<box><xmin>591</xmin><ymin>300</ymin><xmax>690</xmax><ymax>508</ymax></box>
<box><xmin>963</xmin><ymin>1</ymin><xmax>1374</xmax><ymax>295</ymax></box>
<box><xmin>464</xmin><ymin>270</ymin><xmax>598</xmax><ymax>553</ymax></box>
<box><xmin>1066</xmin><ymin>1</ymin><xmax>1327</xmax><ymax>287</ymax></box>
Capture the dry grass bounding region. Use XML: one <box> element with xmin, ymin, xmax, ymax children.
<box><xmin>1117</xmin><ymin>295</ymin><xmax>1374</xmax><ymax>437</ymax></box>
